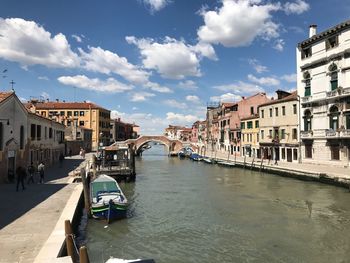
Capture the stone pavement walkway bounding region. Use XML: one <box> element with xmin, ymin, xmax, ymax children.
<box><xmin>0</xmin><ymin>155</ymin><xmax>88</xmax><ymax>263</ymax></box>
<box><xmin>206</xmin><ymin>150</ymin><xmax>350</xmax><ymax>181</ymax></box>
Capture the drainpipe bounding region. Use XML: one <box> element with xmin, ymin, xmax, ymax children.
<box><xmin>298</xmin><ymin>95</ymin><xmax>302</xmax><ymax>163</ymax></box>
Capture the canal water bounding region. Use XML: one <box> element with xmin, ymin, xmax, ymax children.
<box><xmin>86</xmin><ymin>145</ymin><xmax>350</xmax><ymax>263</ymax></box>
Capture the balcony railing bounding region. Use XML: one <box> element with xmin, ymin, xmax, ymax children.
<box><xmin>325</xmin><ymin>129</ymin><xmax>337</xmax><ymax>137</ymax></box>
<box><xmin>340</xmin><ymin>129</ymin><xmax>350</xmax><ymax>138</ymax></box>
<box><xmin>300</xmin><ymin>130</ymin><xmax>313</xmax><ymax>138</ymax></box>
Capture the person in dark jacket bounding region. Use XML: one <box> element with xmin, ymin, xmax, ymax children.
<box><xmin>16</xmin><ymin>166</ymin><xmax>26</xmax><ymax>191</ymax></box>
<box><xmin>27</xmin><ymin>162</ymin><xmax>35</xmax><ymax>184</ymax></box>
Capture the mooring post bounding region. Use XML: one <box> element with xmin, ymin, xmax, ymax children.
<box><xmin>244</xmin><ymin>155</ymin><xmax>246</xmax><ymax>169</ymax></box>
<box><xmin>251</xmin><ymin>156</ymin><xmax>255</xmax><ymax>170</ymax></box>
<box><xmin>79</xmin><ymin>246</ymin><xmax>90</xmax><ymax>263</ymax></box>
<box><xmin>259</xmin><ymin>157</ymin><xmax>264</xmax><ymax>173</ymax></box>
<box><xmin>64</xmin><ymin>220</ymin><xmax>76</xmax><ymax>263</ymax></box>
<box><xmin>81</xmin><ymin>168</ymin><xmax>90</xmax><ymax>214</ymax></box>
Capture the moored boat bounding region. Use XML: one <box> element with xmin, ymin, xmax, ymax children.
<box><xmin>190</xmin><ymin>153</ymin><xmax>203</xmax><ymax>161</ymax></box>
<box><xmin>202</xmin><ymin>158</ymin><xmax>213</xmax><ymax>164</ymax></box>
<box><xmin>217</xmin><ymin>161</ymin><xmax>235</xmax><ymax>167</ymax></box>
<box><xmin>90</xmin><ymin>174</ymin><xmax>128</xmax><ymax>223</ymax></box>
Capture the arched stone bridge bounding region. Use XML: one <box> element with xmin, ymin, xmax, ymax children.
<box><xmin>108</xmin><ymin>135</ymin><xmax>198</xmax><ymax>154</ymax></box>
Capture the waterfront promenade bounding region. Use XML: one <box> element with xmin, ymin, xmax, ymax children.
<box><xmin>0</xmin><ymin>155</ymin><xmax>86</xmax><ymax>263</ymax></box>
<box><xmin>206</xmin><ymin>150</ymin><xmax>350</xmax><ymax>186</ymax></box>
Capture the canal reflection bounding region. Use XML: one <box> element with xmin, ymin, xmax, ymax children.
<box><xmin>87</xmin><ymin>145</ymin><xmax>350</xmax><ymax>263</ymax></box>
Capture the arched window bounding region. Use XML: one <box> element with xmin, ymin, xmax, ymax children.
<box><xmin>303</xmin><ymin>72</ymin><xmax>311</xmax><ymax>97</ymax></box>
<box><xmin>329</xmin><ymin>64</ymin><xmax>338</xmax><ymax>91</ymax></box>
<box><xmin>329</xmin><ymin>105</ymin><xmax>339</xmax><ymax>130</ymax></box>
<box><xmin>304</xmin><ymin>110</ymin><xmax>312</xmax><ymax>131</ymax></box>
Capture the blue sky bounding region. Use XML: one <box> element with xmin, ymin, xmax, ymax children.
<box><xmin>0</xmin><ymin>0</ymin><xmax>349</xmax><ymax>134</ymax></box>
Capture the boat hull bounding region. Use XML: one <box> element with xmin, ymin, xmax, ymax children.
<box><xmin>91</xmin><ymin>203</ymin><xmax>127</xmax><ymax>220</ymax></box>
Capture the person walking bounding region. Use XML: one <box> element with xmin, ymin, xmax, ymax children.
<box><xmin>38</xmin><ymin>162</ymin><xmax>45</xmax><ymax>184</ymax></box>
<box><xmin>27</xmin><ymin>162</ymin><xmax>35</xmax><ymax>184</ymax></box>
<box><xmin>16</xmin><ymin>166</ymin><xmax>26</xmax><ymax>191</ymax></box>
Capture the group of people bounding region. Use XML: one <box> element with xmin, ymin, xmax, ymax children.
<box><xmin>16</xmin><ymin>162</ymin><xmax>45</xmax><ymax>192</ymax></box>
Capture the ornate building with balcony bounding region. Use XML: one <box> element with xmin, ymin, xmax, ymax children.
<box><xmin>297</xmin><ymin>20</ymin><xmax>350</xmax><ymax>166</ymax></box>
<box><xmin>259</xmin><ymin>90</ymin><xmax>299</xmax><ymax>163</ymax></box>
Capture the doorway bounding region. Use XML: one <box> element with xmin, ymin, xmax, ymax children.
<box><xmin>287</xmin><ymin>148</ymin><xmax>293</xmax><ymax>162</ymax></box>
<box><xmin>8</xmin><ymin>156</ymin><xmax>15</xmax><ymax>183</ymax></box>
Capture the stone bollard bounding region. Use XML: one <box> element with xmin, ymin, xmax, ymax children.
<box><xmin>79</xmin><ymin>246</ymin><xmax>90</xmax><ymax>263</ymax></box>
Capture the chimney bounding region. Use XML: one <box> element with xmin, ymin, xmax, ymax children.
<box><xmin>309</xmin><ymin>24</ymin><xmax>317</xmax><ymax>38</ymax></box>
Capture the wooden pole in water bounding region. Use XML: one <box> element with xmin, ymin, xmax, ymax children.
<box><xmin>79</xmin><ymin>246</ymin><xmax>90</xmax><ymax>263</ymax></box>
<box><xmin>65</xmin><ymin>220</ymin><xmax>76</xmax><ymax>262</ymax></box>
<box><xmin>251</xmin><ymin>156</ymin><xmax>255</xmax><ymax>170</ymax></box>
<box><xmin>244</xmin><ymin>155</ymin><xmax>246</xmax><ymax>169</ymax></box>
<box><xmin>81</xmin><ymin>168</ymin><xmax>90</xmax><ymax>214</ymax></box>
<box><xmin>259</xmin><ymin>157</ymin><xmax>264</xmax><ymax>173</ymax></box>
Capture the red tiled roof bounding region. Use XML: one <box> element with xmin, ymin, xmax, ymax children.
<box><xmin>0</xmin><ymin>92</ymin><xmax>14</xmax><ymax>103</ymax></box>
<box><xmin>258</xmin><ymin>91</ymin><xmax>297</xmax><ymax>107</ymax></box>
<box><xmin>31</xmin><ymin>101</ymin><xmax>109</xmax><ymax>111</ymax></box>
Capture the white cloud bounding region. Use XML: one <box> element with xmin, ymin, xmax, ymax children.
<box><xmin>166</xmin><ymin>112</ymin><xmax>198</xmax><ymax>124</ymax></box>
<box><xmin>57</xmin><ymin>75</ymin><xmax>133</xmax><ymax>93</ymax></box>
<box><xmin>130</xmin><ymin>91</ymin><xmax>155</xmax><ymax>102</ymax></box>
<box><xmin>0</xmin><ymin>18</ymin><xmax>80</xmax><ymax>68</ymax></box>
<box><xmin>197</xmin><ymin>0</ymin><xmax>281</xmax><ymax>47</ymax></box>
<box><xmin>79</xmin><ymin>46</ymin><xmax>150</xmax><ymax>84</ymax></box>
<box><xmin>281</xmin><ymin>73</ymin><xmax>297</xmax><ymax>83</ymax></box>
<box><xmin>72</xmin><ymin>34</ymin><xmax>82</xmax><ymax>43</ymax></box>
<box><xmin>247</xmin><ymin>74</ymin><xmax>280</xmax><ymax>86</ymax></box>
<box><xmin>213</xmin><ymin>81</ymin><xmax>264</xmax><ymax>94</ymax></box>
<box><xmin>126</xmin><ymin>36</ymin><xmax>215</xmax><ymax>79</ymax></box>
<box><xmin>210</xmin><ymin>93</ymin><xmax>242</xmax><ymax>103</ymax></box>
<box><xmin>273</xmin><ymin>38</ymin><xmax>285</xmax><ymax>52</ymax></box>
<box><xmin>163</xmin><ymin>99</ymin><xmax>187</xmax><ymax>109</ymax></box>
<box><xmin>283</xmin><ymin>0</ymin><xmax>310</xmax><ymax>15</ymax></box>
<box><xmin>132</xmin><ymin>107</ymin><xmax>138</xmax><ymax>111</ymax></box>
<box><xmin>186</xmin><ymin>95</ymin><xmax>200</xmax><ymax>103</ymax></box>
<box><xmin>178</xmin><ymin>80</ymin><xmax>198</xmax><ymax>89</ymax></box>
<box><xmin>145</xmin><ymin>81</ymin><xmax>172</xmax><ymax>93</ymax></box>
<box><xmin>142</xmin><ymin>0</ymin><xmax>171</xmax><ymax>13</ymax></box>
<box><xmin>38</xmin><ymin>76</ymin><xmax>49</xmax><ymax>81</ymax></box>
<box><xmin>191</xmin><ymin>42</ymin><xmax>218</xmax><ymax>61</ymax></box>
<box><xmin>248</xmin><ymin>58</ymin><xmax>268</xmax><ymax>74</ymax></box>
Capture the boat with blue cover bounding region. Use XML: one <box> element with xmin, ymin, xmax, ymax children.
<box><xmin>189</xmin><ymin>153</ymin><xmax>203</xmax><ymax>161</ymax></box>
<box><xmin>90</xmin><ymin>174</ymin><xmax>128</xmax><ymax>223</ymax></box>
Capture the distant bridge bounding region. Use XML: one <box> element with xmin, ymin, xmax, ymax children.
<box><xmin>108</xmin><ymin>135</ymin><xmax>198</xmax><ymax>155</ymax></box>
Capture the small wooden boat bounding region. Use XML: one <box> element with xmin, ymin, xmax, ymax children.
<box><xmin>190</xmin><ymin>153</ymin><xmax>203</xmax><ymax>161</ymax></box>
<box><xmin>202</xmin><ymin>158</ymin><xmax>213</xmax><ymax>164</ymax></box>
<box><xmin>90</xmin><ymin>174</ymin><xmax>128</xmax><ymax>223</ymax></box>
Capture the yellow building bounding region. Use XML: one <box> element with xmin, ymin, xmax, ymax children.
<box><xmin>240</xmin><ymin>115</ymin><xmax>260</xmax><ymax>158</ymax></box>
<box><xmin>258</xmin><ymin>90</ymin><xmax>299</xmax><ymax>163</ymax></box>
<box><xmin>26</xmin><ymin>100</ymin><xmax>110</xmax><ymax>150</ymax></box>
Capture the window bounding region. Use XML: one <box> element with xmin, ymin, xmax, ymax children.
<box><xmin>304</xmin><ymin>72</ymin><xmax>311</xmax><ymax>97</ymax></box>
<box><xmin>282</xmin><ymin>148</ymin><xmax>286</xmax><ymax>159</ymax></box>
<box><xmin>275</xmin><ymin>107</ymin><xmax>278</xmax><ymax>117</ymax></box>
<box><xmin>250</xmin><ymin>106</ymin><xmax>254</xmax><ymax>115</ymax></box>
<box><xmin>67</xmin><ymin>120</ymin><xmax>71</xmax><ymax>127</ymax></box>
<box><xmin>242</xmin><ymin>134</ymin><xmax>245</xmax><ymax>142</ymax></box>
<box><xmin>241</xmin><ymin>122</ymin><xmax>245</xmax><ymax>129</ymax></box>
<box><xmin>257</xmin><ymin>133</ymin><xmax>259</xmax><ymax>142</ymax></box>
<box><xmin>302</xmin><ymin>47</ymin><xmax>312</xmax><ymax>59</ymax></box>
<box><xmin>329</xmin><ymin>105</ymin><xmax>339</xmax><ymax>130</ymax></box>
<box><xmin>45</xmin><ymin>127</ymin><xmax>47</xmax><ymax>139</ymax></box>
<box><xmin>261</xmin><ymin>110</ymin><xmax>264</xmax><ymax>118</ymax></box>
<box><xmin>36</xmin><ymin>125</ymin><xmax>41</xmax><ymax>140</ymax></box>
<box><xmin>60</xmin><ymin>111</ymin><xmax>65</xmax><ymax>116</ymax></box>
<box><xmin>67</xmin><ymin>111</ymin><xmax>72</xmax><ymax>117</ymax></box>
<box><xmin>329</xmin><ymin>64</ymin><xmax>338</xmax><ymax>91</ymax></box>
<box><xmin>346</xmin><ymin>114</ymin><xmax>350</xmax><ymax>129</ymax></box>
<box><xmin>292</xmin><ymin>128</ymin><xmax>297</xmax><ymax>140</ymax></box>
<box><xmin>282</xmin><ymin>106</ymin><xmax>286</xmax><ymax>116</ymax></box>
<box><xmin>305</xmin><ymin>144</ymin><xmax>312</xmax><ymax>158</ymax></box>
<box><xmin>49</xmin><ymin>128</ymin><xmax>52</xmax><ymax>138</ymax></box>
<box><xmin>281</xmin><ymin>129</ymin><xmax>285</xmax><ymax>139</ymax></box>
<box><xmin>326</xmin><ymin>35</ymin><xmax>338</xmax><ymax>50</ymax></box>
<box><xmin>269</xmin><ymin>108</ymin><xmax>272</xmax><ymax>117</ymax></box>
<box><xmin>80</xmin><ymin>111</ymin><xmax>85</xmax><ymax>116</ymax></box>
<box><xmin>255</xmin><ymin>120</ymin><xmax>259</xmax><ymax>128</ymax></box>
<box><xmin>31</xmin><ymin>124</ymin><xmax>36</xmax><ymax>140</ymax></box>
<box><xmin>261</xmin><ymin>130</ymin><xmax>264</xmax><ymax>139</ymax></box>
<box><xmin>269</xmin><ymin>129</ymin><xmax>272</xmax><ymax>138</ymax></box>
<box><xmin>77</xmin><ymin>131</ymin><xmax>81</xmax><ymax>138</ymax></box>
<box><xmin>247</xmin><ymin>121</ymin><xmax>253</xmax><ymax>129</ymax></box>
<box><xmin>19</xmin><ymin>125</ymin><xmax>24</xmax><ymax>150</ymax></box>
<box><xmin>293</xmin><ymin>104</ymin><xmax>297</xmax><ymax>115</ymax></box>
<box><xmin>79</xmin><ymin>121</ymin><xmax>85</xmax><ymax>126</ymax></box>
<box><xmin>304</xmin><ymin>110</ymin><xmax>312</xmax><ymax>131</ymax></box>
<box><xmin>74</xmin><ymin>111</ymin><xmax>79</xmax><ymax>116</ymax></box>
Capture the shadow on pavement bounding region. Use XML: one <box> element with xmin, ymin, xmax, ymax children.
<box><xmin>0</xmin><ymin>157</ymin><xmax>84</xmax><ymax>230</ymax></box>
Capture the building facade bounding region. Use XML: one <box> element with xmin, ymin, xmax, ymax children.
<box><xmin>26</xmin><ymin>100</ymin><xmax>110</xmax><ymax>150</ymax></box>
<box><xmin>298</xmin><ymin>21</ymin><xmax>350</xmax><ymax>166</ymax></box>
<box><xmin>240</xmin><ymin>115</ymin><xmax>260</xmax><ymax>158</ymax></box>
<box><xmin>259</xmin><ymin>90</ymin><xmax>299</xmax><ymax>163</ymax></box>
<box><xmin>110</xmin><ymin>118</ymin><xmax>139</xmax><ymax>142</ymax></box>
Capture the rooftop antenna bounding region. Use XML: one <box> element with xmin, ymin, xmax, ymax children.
<box><xmin>10</xmin><ymin>80</ymin><xmax>15</xmax><ymax>91</ymax></box>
